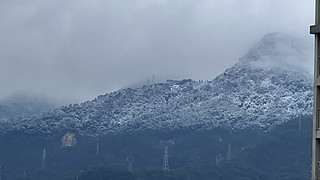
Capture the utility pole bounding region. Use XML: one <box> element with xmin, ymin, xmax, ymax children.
<box><xmin>162</xmin><ymin>146</ymin><xmax>170</xmax><ymax>172</ymax></box>
<box><xmin>298</xmin><ymin>115</ymin><xmax>302</xmax><ymax>132</ymax></box>
<box><xmin>227</xmin><ymin>144</ymin><xmax>231</xmax><ymax>161</ymax></box>
<box><xmin>42</xmin><ymin>147</ymin><xmax>46</xmax><ymax>170</ymax></box>
<box><xmin>311</xmin><ymin>1</ymin><xmax>320</xmax><ymax>178</ymax></box>
<box><xmin>96</xmin><ymin>137</ymin><xmax>99</xmax><ymax>156</ymax></box>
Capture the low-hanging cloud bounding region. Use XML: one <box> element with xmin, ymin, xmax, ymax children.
<box><xmin>0</xmin><ymin>0</ymin><xmax>315</xmax><ymax>102</ymax></box>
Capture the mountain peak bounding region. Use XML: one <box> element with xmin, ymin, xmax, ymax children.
<box><xmin>239</xmin><ymin>33</ymin><xmax>310</xmax><ymax>74</ymax></box>
<box><xmin>242</xmin><ymin>33</ymin><xmax>306</xmax><ymax>60</ymax></box>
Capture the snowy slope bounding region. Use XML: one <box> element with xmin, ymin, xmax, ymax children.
<box><xmin>0</xmin><ymin>33</ymin><xmax>313</xmax><ymax>135</ymax></box>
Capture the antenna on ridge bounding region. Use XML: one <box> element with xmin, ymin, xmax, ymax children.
<box><xmin>152</xmin><ymin>75</ymin><xmax>155</xmax><ymax>84</ymax></box>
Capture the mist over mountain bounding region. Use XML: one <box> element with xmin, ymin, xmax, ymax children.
<box><xmin>241</xmin><ymin>33</ymin><xmax>312</xmax><ymax>73</ymax></box>
<box><xmin>0</xmin><ymin>92</ymin><xmax>65</xmax><ymax>122</ymax></box>
<box><xmin>0</xmin><ymin>33</ymin><xmax>312</xmax><ymax>135</ymax></box>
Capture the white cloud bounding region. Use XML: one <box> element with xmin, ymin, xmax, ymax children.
<box><xmin>0</xmin><ymin>0</ymin><xmax>315</xmax><ymax>102</ymax></box>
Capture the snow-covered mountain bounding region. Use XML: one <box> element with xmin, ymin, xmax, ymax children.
<box><xmin>0</xmin><ymin>33</ymin><xmax>313</xmax><ymax>135</ymax></box>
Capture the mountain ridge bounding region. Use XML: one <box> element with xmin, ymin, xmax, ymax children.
<box><xmin>0</xmin><ymin>33</ymin><xmax>313</xmax><ymax>135</ymax></box>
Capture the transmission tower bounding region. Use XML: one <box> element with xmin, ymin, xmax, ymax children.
<box><xmin>126</xmin><ymin>156</ymin><xmax>134</xmax><ymax>173</ymax></box>
<box><xmin>160</xmin><ymin>140</ymin><xmax>174</xmax><ymax>172</ymax></box>
<box><xmin>215</xmin><ymin>153</ymin><xmax>223</xmax><ymax>167</ymax></box>
<box><xmin>311</xmin><ymin>1</ymin><xmax>320</xmax><ymax>178</ymax></box>
<box><xmin>162</xmin><ymin>146</ymin><xmax>170</xmax><ymax>172</ymax></box>
<box><xmin>42</xmin><ymin>147</ymin><xmax>46</xmax><ymax>169</ymax></box>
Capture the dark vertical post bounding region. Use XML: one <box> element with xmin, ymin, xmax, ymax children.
<box><xmin>311</xmin><ymin>1</ymin><xmax>320</xmax><ymax>179</ymax></box>
<box><xmin>0</xmin><ymin>164</ymin><xmax>2</xmax><ymax>180</ymax></box>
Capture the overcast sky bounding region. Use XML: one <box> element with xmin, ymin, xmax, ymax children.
<box><xmin>0</xmin><ymin>0</ymin><xmax>315</xmax><ymax>102</ymax></box>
